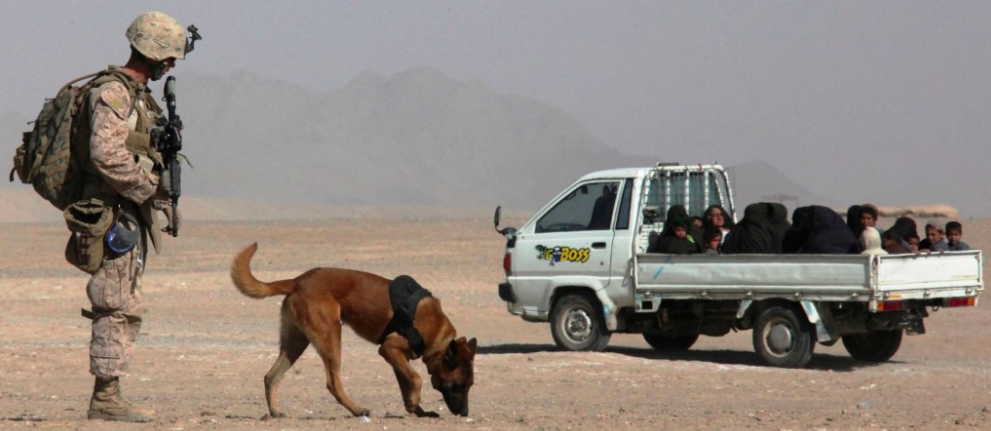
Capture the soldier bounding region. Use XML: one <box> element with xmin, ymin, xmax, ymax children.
<box><xmin>78</xmin><ymin>11</ymin><xmax>192</xmax><ymax>422</ymax></box>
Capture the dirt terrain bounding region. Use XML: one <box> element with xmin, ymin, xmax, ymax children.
<box><xmin>1</xmin><ymin>213</ymin><xmax>990</xmax><ymax>430</ymax></box>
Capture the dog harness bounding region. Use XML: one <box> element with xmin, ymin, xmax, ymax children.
<box><xmin>378</xmin><ymin>275</ymin><xmax>432</xmax><ymax>358</ymax></box>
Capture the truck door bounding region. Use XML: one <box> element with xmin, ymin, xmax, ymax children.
<box><xmin>511</xmin><ymin>180</ymin><xmax>621</xmax><ymax>304</ymax></box>
<box><xmin>608</xmin><ymin>178</ymin><xmax>635</xmax><ymax>285</ymax></box>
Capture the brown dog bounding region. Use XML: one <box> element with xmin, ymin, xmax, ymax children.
<box><xmin>230</xmin><ymin>243</ymin><xmax>476</xmax><ymax>418</ymax></box>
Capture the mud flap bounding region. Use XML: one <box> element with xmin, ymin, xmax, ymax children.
<box><xmin>800</xmin><ymin>300</ymin><xmax>838</xmax><ymax>343</ymax></box>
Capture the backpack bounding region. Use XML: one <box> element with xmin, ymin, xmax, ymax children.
<box><xmin>10</xmin><ymin>70</ymin><xmax>135</xmax><ymax>210</ymax></box>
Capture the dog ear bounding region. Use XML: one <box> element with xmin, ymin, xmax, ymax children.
<box><xmin>465</xmin><ymin>338</ymin><xmax>477</xmax><ymax>360</ymax></box>
<box><xmin>444</xmin><ymin>339</ymin><xmax>459</xmax><ymax>370</ymax></box>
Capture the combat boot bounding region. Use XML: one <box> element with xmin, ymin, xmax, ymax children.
<box><xmin>87</xmin><ymin>377</ymin><xmax>157</xmax><ymax>422</ymax></box>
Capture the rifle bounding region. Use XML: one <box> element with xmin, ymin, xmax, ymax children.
<box><xmin>151</xmin><ymin>76</ymin><xmax>182</xmax><ymax>237</ymax></box>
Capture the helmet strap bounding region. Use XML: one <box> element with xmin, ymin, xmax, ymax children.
<box><xmin>151</xmin><ymin>61</ymin><xmax>168</xmax><ymax>81</ymax></box>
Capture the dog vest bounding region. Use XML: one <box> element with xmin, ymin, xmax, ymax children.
<box><xmin>378</xmin><ymin>275</ymin><xmax>432</xmax><ymax>358</ymax></box>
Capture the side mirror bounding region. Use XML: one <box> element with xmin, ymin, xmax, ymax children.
<box><xmin>493</xmin><ymin>205</ymin><xmax>517</xmax><ymax>239</ymax></box>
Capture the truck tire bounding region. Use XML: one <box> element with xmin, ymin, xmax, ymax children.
<box><xmin>550</xmin><ymin>293</ymin><xmax>611</xmax><ymax>352</ymax></box>
<box><xmin>842</xmin><ymin>330</ymin><xmax>903</xmax><ymax>362</ymax></box>
<box><xmin>753</xmin><ymin>305</ymin><xmax>815</xmax><ymax>368</ymax></box>
<box><xmin>642</xmin><ymin>333</ymin><xmax>699</xmax><ymax>351</ymax></box>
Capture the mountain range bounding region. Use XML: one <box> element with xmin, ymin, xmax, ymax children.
<box><xmin>2</xmin><ymin>67</ymin><xmax>839</xmax><ymax>221</ymax></box>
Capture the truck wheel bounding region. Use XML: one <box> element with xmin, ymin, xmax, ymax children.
<box><xmin>842</xmin><ymin>330</ymin><xmax>903</xmax><ymax>362</ymax></box>
<box><xmin>642</xmin><ymin>333</ymin><xmax>699</xmax><ymax>351</ymax></box>
<box><xmin>752</xmin><ymin>306</ymin><xmax>815</xmax><ymax>368</ymax></box>
<box><xmin>550</xmin><ymin>293</ymin><xmax>611</xmax><ymax>352</ymax></box>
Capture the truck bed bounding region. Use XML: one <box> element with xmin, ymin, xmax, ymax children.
<box><xmin>634</xmin><ymin>251</ymin><xmax>983</xmax><ymax>305</ymax></box>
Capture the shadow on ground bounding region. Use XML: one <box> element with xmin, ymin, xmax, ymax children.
<box><xmin>479</xmin><ymin>343</ymin><xmax>886</xmax><ymax>372</ymax></box>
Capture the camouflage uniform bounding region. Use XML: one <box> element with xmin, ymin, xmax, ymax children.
<box><xmin>82</xmin><ymin>75</ymin><xmax>163</xmax><ymax>379</ymax></box>
<box><xmin>76</xmin><ymin>11</ymin><xmax>191</xmax><ymax>422</ymax></box>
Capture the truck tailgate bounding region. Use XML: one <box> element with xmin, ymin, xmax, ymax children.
<box><xmin>876</xmin><ymin>251</ymin><xmax>983</xmax><ymax>299</ymax></box>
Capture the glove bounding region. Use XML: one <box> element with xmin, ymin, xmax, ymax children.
<box><xmin>154</xmin><ymin>199</ymin><xmax>181</xmax><ymax>234</ymax></box>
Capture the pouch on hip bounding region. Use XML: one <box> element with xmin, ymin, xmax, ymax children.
<box><xmin>64</xmin><ymin>199</ymin><xmax>113</xmax><ymax>274</ymax></box>
<box><xmin>106</xmin><ymin>211</ymin><xmax>140</xmax><ymax>254</ymax></box>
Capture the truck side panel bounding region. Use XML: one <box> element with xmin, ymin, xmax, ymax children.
<box><xmin>635</xmin><ymin>254</ymin><xmax>873</xmax><ymax>300</ymax></box>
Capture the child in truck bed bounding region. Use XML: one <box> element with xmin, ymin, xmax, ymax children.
<box><xmin>946</xmin><ymin>221</ymin><xmax>970</xmax><ymax>251</ymax></box>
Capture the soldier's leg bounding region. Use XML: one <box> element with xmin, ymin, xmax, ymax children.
<box><xmin>86</xmin><ymin>239</ymin><xmax>155</xmax><ymax>422</ymax></box>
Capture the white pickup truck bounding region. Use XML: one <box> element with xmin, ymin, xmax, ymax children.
<box><xmin>493</xmin><ymin>163</ymin><xmax>983</xmax><ymax>368</ymax></box>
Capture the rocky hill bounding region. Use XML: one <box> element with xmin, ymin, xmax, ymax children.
<box><xmin>2</xmin><ymin>67</ymin><xmax>852</xmax><ymax>222</ymax></box>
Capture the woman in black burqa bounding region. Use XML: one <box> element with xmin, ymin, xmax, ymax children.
<box><xmin>721</xmin><ymin>203</ymin><xmax>781</xmax><ymax>254</ymax></box>
<box><xmin>782</xmin><ymin>205</ymin><xmax>862</xmax><ymax>254</ymax></box>
<box><xmin>655</xmin><ymin>204</ymin><xmax>702</xmax><ymax>254</ymax></box>
<box><xmin>846</xmin><ymin>204</ymin><xmax>865</xmax><ymax>240</ymax></box>
<box><xmin>886</xmin><ymin>216</ymin><xmax>919</xmax><ymax>251</ymax></box>
<box><xmin>768</xmin><ymin>202</ymin><xmax>791</xmax><ymax>245</ymax></box>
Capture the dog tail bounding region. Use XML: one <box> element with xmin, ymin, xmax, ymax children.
<box><xmin>231</xmin><ymin>243</ymin><xmax>297</xmax><ymax>298</ymax></box>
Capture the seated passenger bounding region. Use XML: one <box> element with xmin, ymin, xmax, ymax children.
<box><xmin>768</xmin><ymin>202</ymin><xmax>791</xmax><ymax>245</ymax></box>
<box><xmin>860</xmin><ymin>227</ymin><xmax>888</xmax><ymax>255</ymax></box>
<box><xmin>945</xmin><ymin>221</ymin><xmax>971</xmax><ymax>251</ymax></box>
<box><xmin>703</xmin><ymin>204</ymin><xmax>734</xmax><ymax>244</ymax></box>
<box><xmin>860</xmin><ymin>204</ymin><xmax>884</xmax><ymax>239</ymax></box>
<box><xmin>919</xmin><ymin>219</ymin><xmax>949</xmax><ymax>252</ymax></box>
<box><xmin>721</xmin><ymin>203</ymin><xmax>780</xmax><ymax>254</ymax></box>
<box><xmin>882</xmin><ymin>229</ymin><xmax>913</xmax><ymax>254</ymax></box>
<box><xmin>886</xmin><ymin>216</ymin><xmax>919</xmax><ymax>252</ymax></box>
<box><xmin>906</xmin><ymin>233</ymin><xmax>921</xmax><ymax>252</ymax></box>
<box><xmin>846</xmin><ymin>205</ymin><xmax>865</xmax><ymax>240</ymax></box>
<box><xmin>702</xmin><ymin>227</ymin><xmax>722</xmax><ymax>255</ymax></box>
<box><xmin>690</xmin><ymin>216</ymin><xmax>704</xmax><ymax>230</ymax></box>
<box><xmin>782</xmin><ymin>205</ymin><xmax>862</xmax><ymax>254</ymax></box>
<box><xmin>587</xmin><ymin>186</ymin><xmax>617</xmax><ymax>230</ymax></box>
<box><xmin>655</xmin><ymin>205</ymin><xmax>701</xmax><ymax>254</ymax></box>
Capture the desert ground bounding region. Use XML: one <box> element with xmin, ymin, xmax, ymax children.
<box><xmin>1</xmin><ymin>210</ymin><xmax>990</xmax><ymax>431</ymax></box>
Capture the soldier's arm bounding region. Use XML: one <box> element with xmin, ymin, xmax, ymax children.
<box><xmin>88</xmin><ymin>81</ymin><xmax>159</xmax><ymax>204</ymax></box>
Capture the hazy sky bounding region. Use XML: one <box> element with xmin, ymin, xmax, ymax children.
<box><xmin>3</xmin><ymin>1</ymin><xmax>989</xmax><ymax>215</ymax></box>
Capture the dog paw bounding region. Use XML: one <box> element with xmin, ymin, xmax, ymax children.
<box><xmin>351</xmin><ymin>409</ymin><xmax>371</xmax><ymax>418</ymax></box>
<box><xmin>261</xmin><ymin>412</ymin><xmax>286</xmax><ymax>421</ymax></box>
<box><xmin>412</xmin><ymin>407</ymin><xmax>440</xmax><ymax>418</ymax></box>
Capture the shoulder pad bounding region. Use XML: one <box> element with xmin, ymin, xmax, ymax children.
<box><xmin>96</xmin><ymin>82</ymin><xmax>132</xmax><ymax>120</ymax></box>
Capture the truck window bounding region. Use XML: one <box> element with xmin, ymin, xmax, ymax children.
<box><xmin>615</xmin><ymin>178</ymin><xmax>633</xmax><ymax>230</ymax></box>
<box><xmin>536</xmin><ymin>181</ymin><xmax>620</xmax><ymax>233</ymax></box>
<box><xmin>644</xmin><ymin>171</ymin><xmax>726</xmax><ymax>217</ymax></box>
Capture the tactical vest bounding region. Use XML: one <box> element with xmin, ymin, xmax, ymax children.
<box><xmin>76</xmin><ymin>66</ymin><xmax>166</xmax><ymax>253</ymax></box>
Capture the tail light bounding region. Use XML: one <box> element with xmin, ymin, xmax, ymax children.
<box><xmin>503</xmin><ymin>252</ymin><xmax>512</xmax><ymax>276</ymax></box>
<box><xmin>944</xmin><ymin>297</ymin><xmax>977</xmax><ymax>308</ymax></box>
<box><xmin>876</xmin><ymin>301</ymin><xmax>904</xmax><ymax>312</ymax></box>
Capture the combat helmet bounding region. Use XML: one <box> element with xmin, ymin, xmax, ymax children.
<box><xmin>126</xmin><ymin>11</ymin><xmax>186</xmax><ymax>62</ymax></box>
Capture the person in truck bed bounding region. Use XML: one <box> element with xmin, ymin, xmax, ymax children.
<box><xmin>655</xmin><ymin>205</ymin><xmax>701</xmax><ymax>254</ymax></box>
<box><xmin>702</xmin><ymin>227</ymin><xmax>723</xmax><ymax>255</ymax></box>
<box><xmin>887</xmin><ymin>217</ymin><xmax>919</xmax><ymax>252</ymax></box>
<box><xmin>919</xmin><ymin>220</ymin><xmax>949</xmax><ymax>252</ymax></box>
<box><xmin>783</xmin><ymin>205</ymin><xmax>862</xmax><ymax>254</ymax></box>
<box><xmin>703</xmin><ymin>204</ymin><xmax>734</xmax><ymax>244</ymax></box>
<box><xmin>883</xmin><ymin>229</ymin><xmax>914</xmax><ymax>254</ymax></box>
<box><xmin>860</xmin><ymin>227</ymin><xmax>888</xmax><ymax>255</ymax></box>
<box><xmin>946</xmin><ymin>221</ymin><xmax>971</xmax><ymax>251</ymax></box>
<box><xmin>721</xmin><ymin>203</ymin><xmax>780</xmax><ymax>254</ymax></box>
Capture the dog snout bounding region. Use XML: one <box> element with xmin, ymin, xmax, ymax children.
<box><xmin>442</xmin><ymin>392</ymin><xmax>469</xmax><ymax>416</ymax></box>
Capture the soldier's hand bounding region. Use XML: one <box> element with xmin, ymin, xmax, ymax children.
<box><xmin>154</xmin><ymin>199</ymin><xmax>181</xmax><ymax>234</ymax></box>
<box><xmin>161</xmin><ymin>204</ymin><xmax>181</xmax><ymax>234</ymax></box>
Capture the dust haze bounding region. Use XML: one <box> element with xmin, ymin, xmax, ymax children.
<box><xmin>2</xmin><ymin>1</ymin><xmax>989</xmax><ymax>216</ymax></box>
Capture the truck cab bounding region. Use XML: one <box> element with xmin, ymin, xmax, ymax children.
<box><xmin>496</xmin><ymin>164</ymin><xmax>735</xmax><ymax>349</ymax></box>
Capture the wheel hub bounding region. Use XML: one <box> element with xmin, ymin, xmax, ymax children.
<box><xmin>767</xmin><ymin>323</ymin><xmax>794</xmax><ymax>354</ymax></box>
<box><xmin>566</xmin><ymin>310</ymin><xmax>593</xmax><ymax>341</ymax></box>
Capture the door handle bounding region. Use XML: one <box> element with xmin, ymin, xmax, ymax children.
<box><xmin>592</xmin><ymin>242</ymin><xmax>607</xmax><ymax>249</ymax></box>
